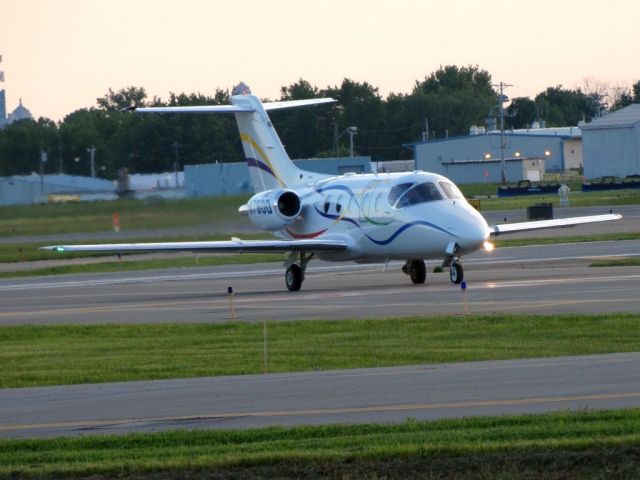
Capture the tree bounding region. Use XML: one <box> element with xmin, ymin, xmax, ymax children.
<box><xmin>96</xmin><ymin>86</ymin><xmax>148</xmax><ymax>111</ymax></box>
<box><xmin>0</xmin><ymin>118</ymin><xmax>58</xmax><ymax>176</ymax></box>
<box><xmin>322</xmin><ymin>79</ymin><xmax>387</xmax><ymax>159</ymax></box>
<box><xmin>269</xmin><ymin>78</ymin><xmax>335</xmax><ymax>159</ymax></box>
<box><xmin>534</xmin><ymin>86</ymin><xmax>596</xmax><ymax>126</ymax></box>
<box><xmin>409</xmin><ymin>65</ymin><xmax>497</xmax><ymax>139</ymax></box>
<box><xmin>507</xmin><ymin>97</ymin><xmax>538</xmax><ymax>129</ymax></box>
<box><xmin>610</xmin><ymin>80</ymin><xmax>640</xmax><ymax>110</ymax></box>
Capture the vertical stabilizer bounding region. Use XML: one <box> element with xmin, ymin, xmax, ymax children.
<box><xmin>230</xmin><ymin>90</ymin><xmax>304</xmax><ymax>192</ymax></box>
<box><xmin>131</xmin><ymin>82</ymin><xmax>334</xmax><ymax>193</ymax></box>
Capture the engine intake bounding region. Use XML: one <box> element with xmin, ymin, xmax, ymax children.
<box><xmin>247</xmin><ymin>189</ymin><xmax>302</xmax><ymax>231</ymax></box>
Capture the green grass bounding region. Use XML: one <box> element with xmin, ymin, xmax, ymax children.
<box><xmin>478</xmin><ymin>189</ymin><xmax>640</xmax><ymax>211</ymax></box>
<box><xmin>493</xmin><ymin>231</ymin><xmax>640</xmax><ymax>248</ymax></box>
<box><xmin>2</xmin><ymin>314</ymin><xmax>640</xmax><ymax>388</ymax></box>
<box><xmin>0</xmin><ymin>253</ymin><xmax>282</xmax><ymax>278</ymax></box>
<box><xmin>0</xmin><ymin>233</ymin><xmax>270</xmax><ymax>263</ymax></box>
<box><xmin>590</xmin><ymin>257</ymin><xmax>640</xmax><ymax>267</ymax></box>
<box><xmin>0</xmin><ymin>195</ymin><xmax>250</xmax><ymax>237</ymax></box>
<box><xmin>1</xmin><ymin>410</ymin><xmax>640</xmax><ymax>478</ymax></box>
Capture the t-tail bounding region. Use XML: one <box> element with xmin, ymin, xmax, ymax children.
<box><xmin>130</xmin><ymin>82</ymin><xmax>335</xmax><ymax>193</ymax></box>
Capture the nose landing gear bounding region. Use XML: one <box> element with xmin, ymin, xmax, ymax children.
<box><xmin>449</xmin><ymin>261</ymin><xmax>463</xmax><ymax>284</ymax></box>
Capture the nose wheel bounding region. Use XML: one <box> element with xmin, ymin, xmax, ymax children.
<box><xmin>449</xmin><ymin>262</ymin><xmax>463</xmax><ymax>284</ymax></box>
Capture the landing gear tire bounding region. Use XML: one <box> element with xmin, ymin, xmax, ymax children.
<box><xmin>285</xmin><ymin>264</ymin><xmax>303</xmax><ymax>291</ymax></box>
<box><xmin>409</xmin><ymin>260</ymin><xmax>426</xmax><ymax>284</ymax></box>
<box><xmin>450</xmin><ymin>262</ymin><xmax>463</xmax><ymax>284</ymax></box>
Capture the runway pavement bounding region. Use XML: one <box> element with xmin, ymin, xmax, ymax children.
<box><xmin>1</xmin><ymin>352</ymin><xmax>640</xmax><ymax>438</ymax></box>
<box><xmin>1</xmin><ymin>240</ymin><xmax>640</xmax><ymax>324</ymax></box>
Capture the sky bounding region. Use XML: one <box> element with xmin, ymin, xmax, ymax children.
<box><xmin>2</xmin><ymin>0</ymin><xmax>639</xmax><ymax>122</ymax></box>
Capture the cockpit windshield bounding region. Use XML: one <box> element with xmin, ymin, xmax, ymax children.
<box><xmin>389</xmin><ymin>182</ymin><xmax>443</xmax><ymax>208</ymax></box>
<box><xmin>388</xmin><ymin>183</ymin><xmax>413</xmax><ymax>207</ymax></box>
<box><xmin>438</xmin><ymin>181</ymin><xmax>464</xmax><ymax>200</ymax></box>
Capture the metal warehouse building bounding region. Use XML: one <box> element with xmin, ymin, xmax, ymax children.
<box><xmin>581</xmin><ymin>104</ymin><xmax>640</xmax><ymax>179</ymax></box>
<box><xmin>411</xmin><ymin>127</ymin><xmax>582</xmax><ymax>184</ymax></box>
<box><xmin>184</xmin><ymin>156</ymin><xmax>372</xmax><ymax>197</ymax></box>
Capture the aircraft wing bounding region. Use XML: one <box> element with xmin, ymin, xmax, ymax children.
<box><xmin>41</xmin><ymin>238</ymin><xmax>349</xmax><ymax>254</ymax></box>
<box><xmin>490</xmin><ymin>213</ymin><xmax>622</xmax><ymax>235</ymax></box>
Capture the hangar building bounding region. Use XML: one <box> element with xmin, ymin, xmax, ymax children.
<box><xmin>184</xmin><ymin>156</ymin><xmax>372</xmax><ymax>197</ymax></box>
<box><xmin>411</xmin><ymin>127</ymin><xmax>582</xmax><ymax>184</ymax></box>
<box><xmin>581</xmin><ymin>103</ymin><xmax>640</xmax><ymax>179</ymax></box>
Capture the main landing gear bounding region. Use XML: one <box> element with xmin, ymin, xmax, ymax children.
<box><xmin>402</xmin><ymin>259</ymin><xmax>426</xmax><ymax>284</ymax></box>
<box><xmin>284</xmin><ymin>252</ymin><xmax>314</xmax><ymax>291</ymax></box>
<box><xmin>402</xmin><ymin>258</ymin><xmax>464</xmax><ymax>285</ymax></box>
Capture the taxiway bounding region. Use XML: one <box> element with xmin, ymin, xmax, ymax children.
<box><xmin>1</xmin><ymin>353</ymin><xmax>639</xmax><ymax>438</ymax></box>
<box><xmin>1</xmin><ymin>240</ymin><xmax>639</xmax><ymax>325</ymax></box>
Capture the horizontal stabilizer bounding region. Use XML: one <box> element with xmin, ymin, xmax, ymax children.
<box><xmin>125</xmin><ymin>98</ymin><xmax>335</xmax><ymax>115</ymax></box>
<box><xmin>41</xmin><ymin>238</ymin><xmax>349</xmax><ymax>254</ymax></box>
<box><xmin>263</xmin><ymin>98</ymin><xmax>336</xmax><ymax>111</ymax></box>
<box><xmin>126</xmin><ymin>105</ymin><xmax>255</xmax><ymax>114</ymax></box>
<box><xmin>490</xmin><ymin>213</ymin><xmax>622</xmax><ymax>235</ymax></box>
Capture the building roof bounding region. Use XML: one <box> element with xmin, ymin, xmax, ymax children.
<box><xmin>581</xmin><ymin>103</ymin><xmax>640</xmax><ymax>130</ymax></box>
<box><xmin>7</xmin><ymin>98</ymin><xmax>32</xmax><ymax>123</ymax></box>
<box><xmin>406</xmin><ymin>130</ymin><xmax>573</xmax><ymax>148</ymax></box>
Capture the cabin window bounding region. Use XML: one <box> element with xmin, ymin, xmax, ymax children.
<box><xmin>323</xmin><ymin>196</ymin><xmax>332</xmax><ymax>214</ymax></box>
<box><xmin>395</xmin><ymin>182</ymin><xmax>443</xmax><ymax>208</ymax></box>
<box><xmin>438</xmin><ymin>181</ymin><xmax>463</xmax><ymax>200</ymax></box>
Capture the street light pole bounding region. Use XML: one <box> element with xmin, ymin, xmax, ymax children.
<box><xmin>347</xmin><ymin>126</ymin><xmax>358</xmax><ymax>157</ymax></box>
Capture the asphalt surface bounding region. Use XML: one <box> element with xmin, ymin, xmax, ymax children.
<box><xmin>2</xmin><ymin>353</ymin><xmax>640</xmax><ymax>438</ymax></box>
<box><xmin>1</xmin><ymin>240</ymin><xmax>640</xmax><ymax>324</ymax></box>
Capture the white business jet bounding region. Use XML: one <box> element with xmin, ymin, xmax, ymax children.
<box><xmin>43</xmin><ymin>83</ymin><xmax>621</xmax><ymax>291</ymax></box>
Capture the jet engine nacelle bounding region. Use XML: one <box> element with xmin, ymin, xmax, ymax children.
<box><xmin>247</xmin><ymin>189</ymin><xmax>302</xmax><ymax>231</ymax></box>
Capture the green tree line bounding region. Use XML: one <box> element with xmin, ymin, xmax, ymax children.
<box><xmin>0</xmin><ymin>65</ymin><xmax>638</xmax><ymax>178</ymax></box>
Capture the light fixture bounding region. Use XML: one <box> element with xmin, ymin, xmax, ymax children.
<box><xmin>484</xmin><ymin>153</ymin><xmax>491</xmax><ymax>160</ymax></box>
<box><xmin>544</xmin><ymin>150</ymin><xmax>551</xmax><ymax>156</ymax></box>
<box><xmin>514</xmin><ymin>151</ymin><xmax>521</xmax><ymax>158</ymax></box>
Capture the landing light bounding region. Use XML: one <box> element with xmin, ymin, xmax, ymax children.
<box><xmin>55</xmin><ymin>247</ymin><xmax>65</xmax><ymax>252</ymax></box>
<box><xmin>483</xmin><ymin>241</ymin><xmax>495</xmax><ymax>252</ymax></box>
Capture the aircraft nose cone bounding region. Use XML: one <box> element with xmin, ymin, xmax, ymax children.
<box><xmin>458</xmin><ymin>220</ymin><xmax>490</xmax><ymax>254</ymax></box>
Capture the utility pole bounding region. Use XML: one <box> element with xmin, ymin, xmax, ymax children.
<box><xmin>494</xmin><ymin>81</ymin><xmax>512</xmax><ymax>184</ymax></box>
<box><xmin>40</xmin><ymin>150</ymin><xmax>47</xmax><ymax>197</ymax></box>
<box><xmin>87</xmin><ymin>145</ymin><xmax>96</xmax><ymax>178</ymax></box>
<box><xmin>58</xmin><ymin>143</ymin><xmax>63</xmax><ymax>174</ymax></box>
<box><xmin>172</xmin><ymin>140</ymin><xmax>181</xmax><ymax>187</ymax></box>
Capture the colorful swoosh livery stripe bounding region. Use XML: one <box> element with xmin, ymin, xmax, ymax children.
<box><xmin>286</xmin><ymin>228</ymin><xmax>328</xmax><ymax>239</ymax></box>
<box><xmin>289</xmin><ymin>204</ymin><xmax>457</xmax><ymax>246</ymax></box>
<box><xmin>246</xmin><ymin>157</ymin><xmax>275</xmax><ymax>177</ymax></box>
<box><xmin>363</xmin><ymin>220</ymin><xmax>455</xmax><ymax>246</ymax></box>
<box><xmin>240</xmin><ymin>133</ymin><xmax>286</xmax><ymax>187</ymax></box>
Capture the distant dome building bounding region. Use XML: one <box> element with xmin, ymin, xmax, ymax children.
<box><xmin>7</xmin><ymin>98</ymin><xmax>32</xmax><ymax>123</ymax></box>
